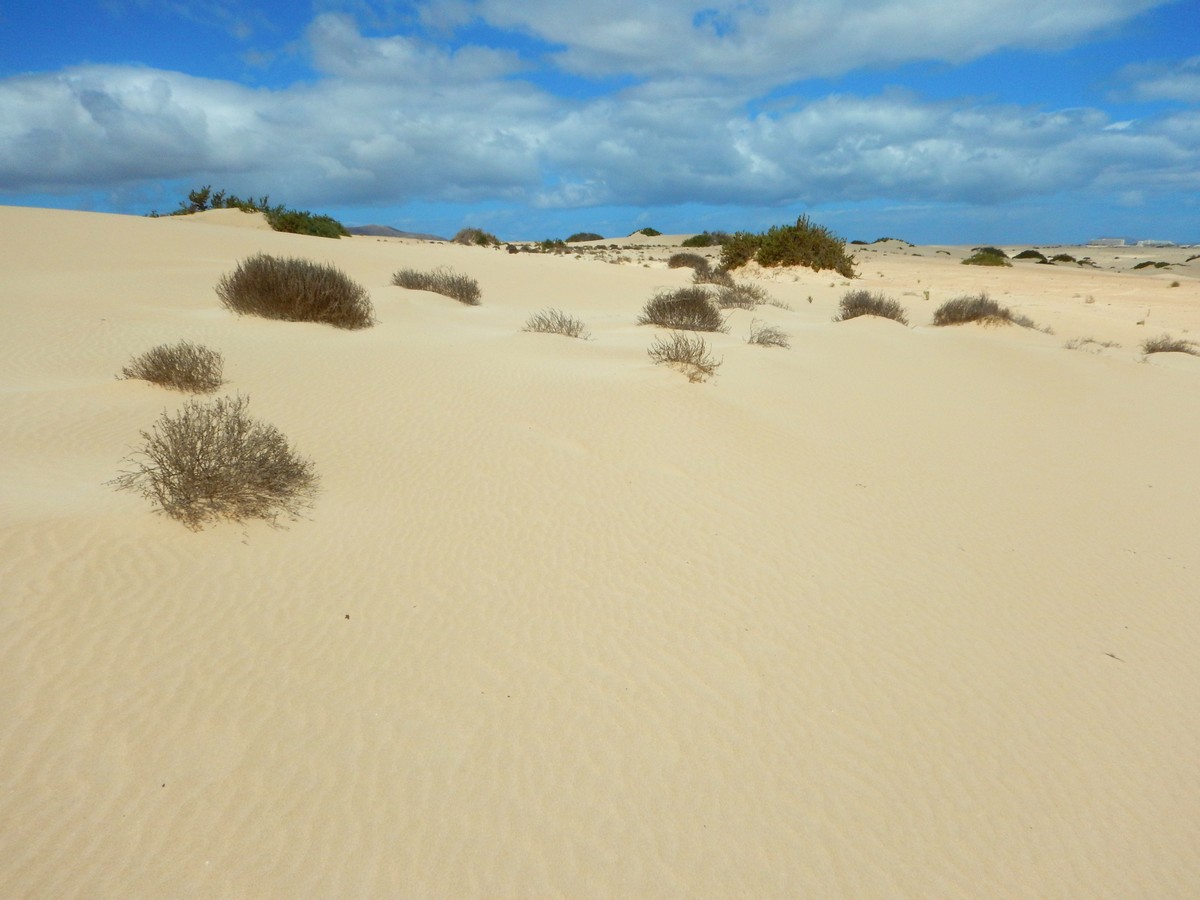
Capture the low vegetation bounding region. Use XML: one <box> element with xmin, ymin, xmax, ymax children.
<box><xmin>566</xmin><ymin>232</ymin><xmax>604</xmax><ymax>243</ymax></box>
<box><xmin>1132</xmin><ymin>260</ymin><xmax>1171</xmax><ymax>270</ymax></box>
<box><xmin>647</xmin><ymin>332</ymin><xmax>721</xmax><ymax>382</ymax></box>
<box><xmin>834</xmin><ymin>290</ymin><xmax>909</xmax><ymax>325</ymax></box>
<box><xmin>216</xmin><ymin>254</ymin><xmax>375</xmax><ymax>329</ymax></box>
<box><xmin>523</xmin><ymin>308</ymin><xmax>591</xmax><ymax>339</ymax></box>
<box><xmin>110</xmin><ymin>395</ymin><xmax>318</xmax><ymax>530</ymax></box>
<box><xmin>1141</xmin><ymin>334</ymin><xmax>1199</xmax><ymax>356</ymax></box>
<box><xmin>453</xmin><ymin>227</ymin><xmax>501</xmax><ymax>247</ymax></box>
<box><xmin>746</xmin><ymin>319</ymin><xmax>790</xmax><ymax>348</ymax></box>
<box><xmin>154</xmin><ymin>185</ymin><xmax>349</xmax><ymax>238</ymax></box>
<box><xmin>632</xmin><ymin>227</ymin><xmax>662</xmax><ymax>237</ymax></box>
<box><xmin>392</xmin><ymin>267</ymin><xmax>482</xmax><ymax>305</ymax></box>
<box><xmin>1063</xmin><ymin>336</ymin><xmax>1121</xmax><ymax>352</ymax></box>
<box><xmin>668</xmin><ymin>252</ymin><xmax>711</xmax><ymax>274</ymax></box>
<box><xmin>932</xmin><ymin>293</ymin><xmax>1040</xmax><ymax>329</ymax></box>
<box><xmin>719</xmin><ymin>215</ymin><xmax>856</xmax><ymax>278</ymax></box>
<box><xmin>962</xmin><ymin>247</ymin><xmax>1012</xmax><ymax>267</ymax></box>
<box><xmin>716</xmin><ymin>282</ymin><xmax>770</xmax><ymax>310</ymax></box>
<box><xmin>1013</xmin><ymin>249</ymin><xmax>1048</xmax><ymax>262</ymax></box>
<box><xmin>638</xmin><ymin>287</ymin><xmax>726</xmax><ymax>332</ymax></box>
<box><xmin>681</xmin><ymin>231</ymin><xmax>731</xmax><ymax>248</ymax></box>
<box><xmin>120</xmin><ymin>340</ymin><xmax>224</xmax><ymax>393</ymax></box>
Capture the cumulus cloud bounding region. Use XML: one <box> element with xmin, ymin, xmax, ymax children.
<box><xmin>1122</xmin><ymin>56</ymin><xmax>1200</xmax><ymax>103</ymax></box>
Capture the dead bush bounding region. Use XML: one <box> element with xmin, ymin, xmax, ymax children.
<box><xmin>523</xmin><ymin>308</ymin><xmax>591</xmax><ymax>339</ymax></box>
<box><xmin>120</xmin><ymin>341</ymin><xmax>224</xmax><ymax>392</ymax></box>
<box><xmin>647</xmin><ymin>332</ymin><xmax>722</xmax><ymax>382</ymax></box>
<box><xmin>835</xmin><ymin>290</ymin><xmax>909</xmax><ymax>324</ymax></box>
<box><xmin>638</xmin><ymin>287</ymin><xmax>726</xmax><ymax>332</ymax></box>
<box><xmin>746</xmin><ymin>319</ymin><xmax>790</xmax><ymax>348</ymax></box>
<box><xmin>392</xmin><ymin>267</ymin><xmax>482</xmax><ymax>305</ymax></box>
<box><xmin>215</xmin><ymin>253</ymin><xmax>375</xmax><ymax>329</ymax></box>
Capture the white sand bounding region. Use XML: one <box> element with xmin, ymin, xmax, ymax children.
<box><xmin>2</xmin><ymin>206</ymin><xmax>1199</xmax><ymax>897</ymax></box>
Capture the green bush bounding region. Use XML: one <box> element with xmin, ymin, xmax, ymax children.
<box><xmin>834</xmin><ymin>290</ymin><xmax>909</xmax><ymax>325</ymax></box>
<box><xmin>1051</xmin><ymin>253</ymin><xmax>1077</xmax><ymax>263</ymax></box>
<box><xmin>1013</xmin><ymin>249</ymin><xmax>1048</xmax><ymax>262</ymax></box>
<box><xmin>668</xmin><ymin>252</ymin><xmax>711</xmax><ymax>274</ymax></box>
<box><xmin>392</xmin><ymin>267</ymin><xmax>482</xmax><ymax>305</ymax></box>
<box><xmin>110</xmin><ymin>395</ymin><xmax>318</xmax><ymax>530</ymax></box>
<box><xmin>962</xmin><ymin>247</ymin><xmax>1012</xmax><ymax>267</ymax></box>
<box><xmin>681</xmin><ymin>231</ymin><xmax>731</xmax><ymax>248</ymax></box>
<box><xmin>632</xmin><ymin>227</ymin><xmax>662</xmax><ymax>237</ymax></box>
<box><xmin>453</xmin><ymin>227</ymin><xmax>500</xmax><ymax>247</ymax></box>
<box><xmin>932</xmin><ymin>293</ymin><xmax>1040</xmax><ymax>329</ymax></box>
<box><xmin>523</xmin><ymin>308</ymin><xmax>591</xmax><ymax>339</ymax></box>
<box><xmin>638</xmin><ymin>287</ymin><xmax>725</xmax><ymax>332</ymax></box>
<box><xmin>719</xmin><ymin>215</ymin><xmax>856</xmax><ymax>277</ymax></box>
<box><xmin>120</xmin><ymin>340</ymin><xmax>224</xmax><ymax>393</ymax></box>
<box><xmin>647</xmin><ymin>332</ymin><xmax>721</xmax><ymax>382</ymax></box>
<box><xmin>216</xmin><ymin>254</ymin><xmax>375</xmax><ymax>329</ymax></box>
<box><xmin>566</xmin><ymin>232</ymin><xmax>604</xmax><ymax>243</ymax></box>
<box><xmin>161</xmin><ymin>186</ymin><xmax>348</xmax><ymax>238</ymax></box>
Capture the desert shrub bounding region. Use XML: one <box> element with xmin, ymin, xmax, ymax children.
<box><xmin>392</xmin><ymin>267</ymin><xmax>482</xmax><ymax>305</ymax></box>
<box><xmin>746</xmin><ymin>319</ymin><xmax>790</xmax><ymax>348</ymax></box>
<box><xmin>523</xmin><ymin>308</ymin><xmax>591</xmax><ymax>339</ymax></box>
<box><xmin>1063</xmin><ymin>336</ymin><xmax>1121</xmax><ymax>352</ymax></box>
<box><xmin>681</xmin><ymin>231</ymin><xmax>731</xmax><ymax>248</ymax></box>
<box><xmin>932</xmin><ymin>293</ymin><xmax>1039</xmax><ymax>328</ymax></box>
<box><xmin>719</xmin><ymin>216</ymin><xmax>856</xmax><ymax>277</ymax></box>
<box><xmin>962</xmin><ymin>248</ymin><xmax>1012</xmax><ymax>266</ymax></box>
<box><xmin>110</xmin><ymin>395</ymin><xmax>318</xmax><ymax>530</ymax></box>
<box><xmin>647</xmin><ymin>332</ymin><xmax>721</xmax><ymax>382</ymax></box>
<box><xmin>1013</xmin><ymin>249</ymin><xmax>1048</xmax><ymax>262</ymax></box>
<box><xmin>264</xmin><ymin>208</ymin><xmax>349</xmax><ymax>239</ymax></box>
<box><xmin>1142</xmin><ymin>334</ymin><xmax>1199</xmax><ymax>356</ymax></box>
<box><xmin>163</xmin><ymin>186</ymin><xmax>348</xmax><ymax>238</ymax></box>
<box><xmin>453</xmin><ymin>227</ymin><xmax>500</xmax><ymax>247</ymax></box>
<box><xmin>716</xmin><ymin>282</ymin><xmax>769</xmax><ymax>309</ymax></box>
<box><xmin>1052</xmin><ymin>253</ymin><xmax>1077</xmax><ymax>263</ymax></box>
<box><xmin>834</xmin><ymin>290</ymin><xmax>909</xmax><ymax>325</ymax></box>
<box><xmin>668</xmin><ymin>252</ymin><xmax>711</xmax><ymax>274</ymax></box>
<box><xmin>632</xmin><ymin>227</ymin><xmax>662</xmax><ymax>237</ymax></box>
<box><xmin>120</xmin><ymin>341</ymin><xmax>224</xmax><ymax>393</ymax></box>
<box><xmin>1132</xmin><ymin>261</ymin><xmax>1170</xmax><ymax>270</ymax></box>
<box><xmin>566</xmin><ymin>232</ymin><xmax>604</xmax><ymax>242</ymax></box>
<box><xmin>216</xmin><ymin>254</ymin><xmax>375</xmax><ymax>329</ymax></box>
<box><xmin>694</xmin><ymin>267</ymin><xmax>735</xmax><ymax>287</ymax></box>
<box><xmin>638</xmin><ymin>287</ymin><xmax>726</xmax><ymax>332</ymax></box>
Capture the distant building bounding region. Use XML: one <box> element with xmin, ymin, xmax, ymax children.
<box><xmin>1088</xmin><ymin>238</ymin><xmax>1126</xmax><ymax>247</ymax></box>
<box><xmin>1136</xmin><ymin>239</ymin><xmax>1177</xmax><ymax>248</ymax></box>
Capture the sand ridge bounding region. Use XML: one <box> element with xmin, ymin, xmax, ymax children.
<box><xmin>1</xmin><ymin>206</ymin><xmax>1198</xmax><ymax>897</ymax></box>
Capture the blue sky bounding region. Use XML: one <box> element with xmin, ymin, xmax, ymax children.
<box><xmin>1</xmin><ymin>0</ymin><xmax>1197</xmax><ymax>243</ymax></box>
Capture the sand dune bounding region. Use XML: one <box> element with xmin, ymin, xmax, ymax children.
<box><xmin>2</xmin><ymin>206</ymin><xmax>1198</xmax><ymax>897</ymax></box>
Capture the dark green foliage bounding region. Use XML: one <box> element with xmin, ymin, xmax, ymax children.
<box><xmin>718</xmin><ymin>215</ymin><xmax>856</xmax><ymax>277</ymax></box>
<box><xmin>1014</xmin><ymin>249</ymin><xmax>1048</xmax><ymax>262</ymax></box>
<box><xmin>120</xmin><ymin>340</ymin><xmax>224</xmax><ymax>393</ymax></box>
<box><xmin>110</xmin><ymin>395</ymin><xmax>318</xmax><ymax>530</ymax></box>
<box><xmin>932</xmin><ymin>293</ymin><xmax>1040</xmax><ymax>329</ymax></box>
<box><xmin>392</xmin><ymin>267</ymin><xmax>482</xmax><ymax>305</ymax></box>
<box><xmin>453</xmin><ymin>227</ymin><xmax>501</xmax><ymax>247</ymax></box>
<box><xmin>1142</xmin><ymin>334</ymin><xmax>1199</xmax><ymax>355</ymax></box>
<box><xmin>1051</xmin><ymin>253</ymin><xmax>1077</xmax><ymax>263</ymax></box>
<box><xmin>523</xmin><ymin>308</ymin><xmax>591</xmax><ymax>339</ymax></box>
<box><xmin>632</xmin><ymin>227</ymin><xmax>662</xmax><ymax>237</ymax></box>
<box><xmin>962</xmin><ymin>249</ymin><xmax>1012</xmax><ymax>266</ymax></box>
<box><xmin>1132</xmin><ymin>261</ymin><xmax>1170</xmax><ymax>270</ymax></box>
<box><xmin>216</xmin><ymin>254</ymin><xmax>375</xmax><ymax>329</ymax></box>
<box><xmin>566</xmin><ymin>232</ymin><xmax>604</xmax><ymax>243</ymax></box>
<box><xmin>646</xmin><ymin>332</ymin><xmax>721</xmax><ymax>381</ymax></box>
<box><xmin>835</xmin><ymin>290</ymin><xmax>909</xmax><ymax>325</ymax></box>
<box><xmin>638</xmin><ymin>287</ymin><xmax>726</xmax><ymax>332</ymax></box>
<box><xmin>165</xmin><ymin>185</ymin><xmax>348</xmax><ymax>238</ymax></box>
<box><xmin>668</xmin><ymin>252</ymin><xmax>711</xmax><ymax>274</ymax></box>
<box><xmin>681</xmin><ymin>231</ymin><xmax>731</xmax><ymax>248</ymax></box>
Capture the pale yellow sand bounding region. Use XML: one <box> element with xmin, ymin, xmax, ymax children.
<box><xmin>2</xmin><ymin>206</ymin><xmax>1199</xmax><ymax>897</ymax></box>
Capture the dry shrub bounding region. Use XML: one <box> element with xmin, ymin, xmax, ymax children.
<box><xmin>392</xmin><ymin>267</ymin><xmax>482</xmax><ymax>305</ymax></box>
<box><xmin>746</xmin><ymin>319</ymin><xmax>790</xmax><ymax>348</ymax></box>
<box><xmin>693</xmin><ymin>267</ymin><xmax>736</xmax><ymax>287</ymax></box>
<box><xmin>120</xmin><ymin>341</ymin><xmax>224</xmax><ymax>392</ymax></box>
<box><xmin>638</xmin><ymin>287</ymin><xmax>726</xmax><ymax>332</ymax></box>
<box><xmin>110</xmin><ymin>395</ymin><xmax>318</xmax><ymax>530</ymax></box>
<box><xmin>933</xmin><ymin>293</ymin><xmax>1039</xmax><ymax>329</ymax></box>
<box><xmin>523</xmin><ymin>308</ymin><xmax>591</xmax><ymax>339</ymax></box>
<box><xmin>215</xmin><ymin>253</ymin><xmax>374</xmax><ymax>329</ymax></box>
<box><xmin>647</xmin><ymin>332</ymin><xmax>722</xmax><ymax>382</ymax></box>
<box><xmin>668</xmin><ymin>252</ymin><xmax>711</xmax><ymax>275</ymax></box>
<box><xmin>835</xmin><ymin>290</ymin><xmax>909</xmax><ymax>324</ymax></box>
<box><xmin>1142</xmin><ymin>334</ymin><xmax>1199</xmax><ymax>356</ymax></box>
<box><xmin>716</xmin><ymin>282</ymin><xmax>770</xmax><ymax>309</ymax></box>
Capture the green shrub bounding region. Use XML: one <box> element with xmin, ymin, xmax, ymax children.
<box><xmin>719</xmin><ymin>215</ymin><xmax>856</xmax><ymax>277</ymax></box>
<box><xmin>681</xmin><ymin>231</ymin><xmax>731</xmax><ymax>248</ymax></box>
<box><xmin>746</xmin><ymin>319</ymin><xmax>790</xmax><ymax>348</ymax></box>
<box><xmin>110</xmin><ymin>395</ymin><xmax>318</xmax><ymax>530</ymax></box>
<box><xmin>638</xmin><ymin>287</ymin><xmax>725</xmax><ymax>332</ymax></box>
<box><xmin>120</xmin><ymin>341</ymin><xmax>224</xmax><ymax>393</ymax></box>
<box><xmin>392</xmin><ymin>267</ymin><xmax>481</xmax><ymax>305</ymax></box>
<box><xmin>264</xmin><ymin>208</ymin><xmax>349</xmax><ymax>239</ymax></box>
<box><xmin>453</xmin><ymin>227</ymin><xmax>500</xmax><ymax>247</ymax></box>
<box><xmin>566</xmin><ymin>232</ymin><xmax>604</xmax><ymax>243</ymax></box>
<box><xmin>668</xmin><ymin>252</ymin><xmax>711</xmax><ymax>274</ymax></box>
<box><xmin>216</xmin><ymin>254</ymin><xmax>375</xmax><ymax>329</ymax></box>
<box><xmin>647</xmin><ymin>332</ymin><xmax>721</xmax><ymax>382</ymax></box>
<box><xmin>1142</xmin><ymin>334</ymin><xmax>1199</xmax><ymax>356</ymax></box>
<box><xmin>632</xmin><ymin>227</ymin><xmax>662</xmax><ymax>237</ymax></box>
<box><xmin>1052</xmin><ymin>253</ymin><xmax>1077</xmax><ymax>263</ymax></box>
<box><xmin>834</xmin><ymin>290</ymin><xmax>909</xmax><ymax>325</ymax></box>
<box><xmin>932</xmin><ymin>293</ymin><xmax>1039</xmax><ymax>329</ymax></box>
<box><xmin>523</xmin><ymin>308</ymin><xmax>591</xmax><ymax>339</ymax></box>
<box><xmin>1013</xmin><ymin>249</ymin><xmax>1048</xmax><ymax>262</ymax></box>
<box><xmin>962</xmin><ymin>247</ymin><xmax>1012</xmax><ymax>267</ymax></box>
<box><xmin>164</xmin><ymin>186</ymin><xmax>348</xmax><ymax>238</ymax></box>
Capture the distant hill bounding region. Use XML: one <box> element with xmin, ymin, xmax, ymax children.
<box><xmin>347</xmin><ymin>224</ymin><xmax>447</xmax><ymax>241</ymax></box>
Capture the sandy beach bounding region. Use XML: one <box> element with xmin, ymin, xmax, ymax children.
<box><xmin>2</xmin><ymin>205</ymin><xmax>1198</xmax><ymax>897</ymax></box>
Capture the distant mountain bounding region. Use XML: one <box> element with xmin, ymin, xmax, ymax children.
<box><xmin>347</xmin><ymin>224</ymin><xmax>447</xmax><ymax>241</ymax></box>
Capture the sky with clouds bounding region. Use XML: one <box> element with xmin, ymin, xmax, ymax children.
<box><xmin>1</xmin><ymin>0</ymin><xmax>1197</xmax><ymax>243</ymax></box>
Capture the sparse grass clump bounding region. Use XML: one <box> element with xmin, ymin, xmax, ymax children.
<box><xmin>453</xmin><ymin>227</ymin><xmax>500</xmax><ymax>247</ymax></box>
<box><xmin>834</xmin><ymin>290</ymin><xmax>909</xmax><ymax>325</ymax></box>
<box><xmin>392</xmin><ymin>267</ymin><xmax>482</xmax><ymax>305</ymax></box>
<box><xmin>962</xmin><ymin>247</ymin><xmax>1012</xmax><ymax>267</ymax></box>
<box><xmin>932</xmin><ymin>293</ymin><xmax>1040</xmax><ymax>329</ymax></box>
<box><xmin>694</xmin><ymin>267</ymin><xmax>735</xmax><ymax>287</ymax></box>
<box><xmin>110</xmin><ymin>395</ymin><xmax>318</xmax><ymax>530</ymax></box>
<box><xmin>647</xmin><ymin>332</ymin><xmax>721</xmax><ymax>382</ymax></box>
<box><xmin>720</xmin><ymin>215</ymin><xmax>856</xmax><ymax>278</ymax></box>
<box><xmin>638</xmin><ymin>287</ymin><xmax>726</xmax><ymax>332</ymax></box>
<box><xmin>215</xmin><ymin>254</ymin><xmax>375</xmax><ymax>329</ymax></box>
<box><xmin>716</xmin><ymin>282</ymin><xmax>770</xmax><ymax>309</ymax></box>
<box><xmin>1141</xmin><ymin>334</ymin><xmax>1199</xmax><ymax>356</ymax></box>
<box><xmin>746</xmin><ymin>319</ymin><xmax>790</xmax><ymax>348</ymax></box>
<box><xmin>523</xmin><ymin>308</ymin><xmax>591</xmax><ymax>339</ymax></box>
<box><xmin>120</xmin><ymin>341</ymin><xmax>224</xmax><ymax>393</ymax></box>
<box><xmin>1063</xmin><ymin>336</ymin><xmax>1121</xmax><ymax>352</ymax></box>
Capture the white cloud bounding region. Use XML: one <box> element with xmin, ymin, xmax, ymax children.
<box><xmin>1122</xmin><ymin>56</ymin><xmax>1200</xmax><ymax>103</ymax></box>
